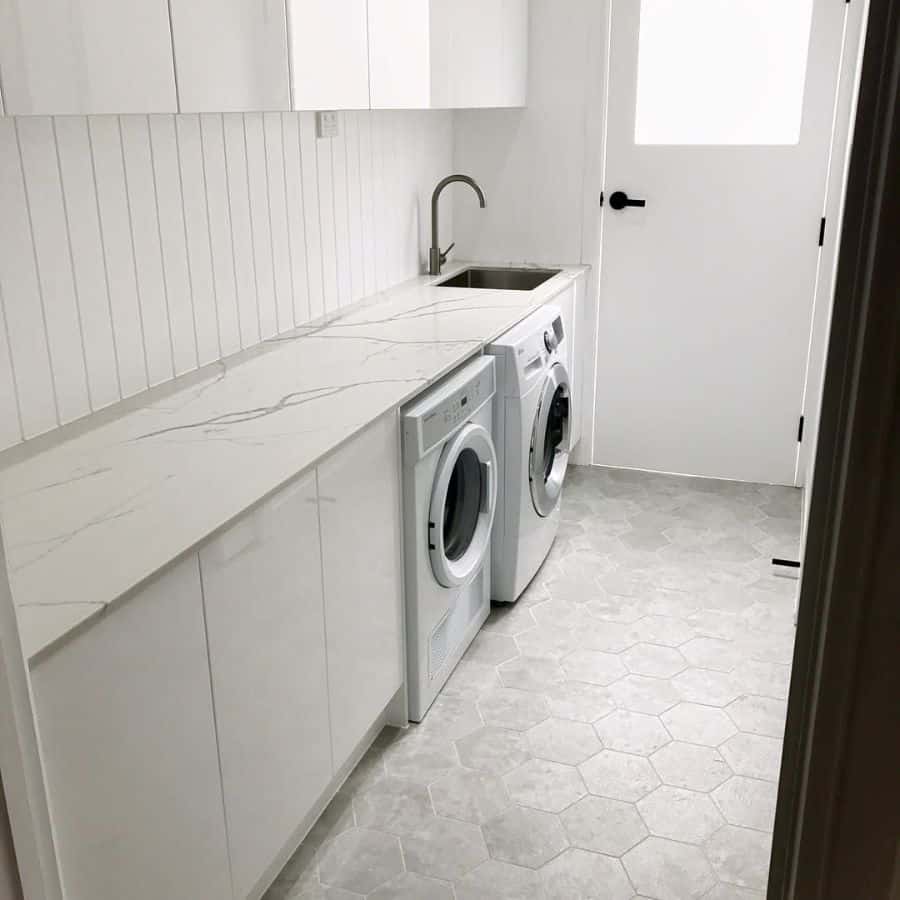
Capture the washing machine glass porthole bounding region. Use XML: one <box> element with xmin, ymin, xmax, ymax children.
<box><xmin>443</xmin><ymin>447</ymin><xmax>483</xmax><ymax>561</ymax></box>
<box><xmin>429</xmin><ymin>423</ymin><xmax>498</xmax><ymax>589</ymax></box>
<box><xmin>530</xmin><ymin>362</ymin><xmax>571</xmax><ymax>518</ymax></box>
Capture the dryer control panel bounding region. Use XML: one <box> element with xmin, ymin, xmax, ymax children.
<box><xmin>402</xmin><ymin>356</ymin><xmax>496</xmax><ymax>462</ymax></box>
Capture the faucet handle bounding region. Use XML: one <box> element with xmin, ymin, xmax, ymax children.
<box><xmin>440</xmin><ymin>242</ymin><xmax>456</xmax><ymax>264</ymax></box>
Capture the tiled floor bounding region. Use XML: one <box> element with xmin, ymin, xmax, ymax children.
<box><xmin>266</xmin><ymin>465</ymin><xmax>801</xmax><ymax>900</ymax></box>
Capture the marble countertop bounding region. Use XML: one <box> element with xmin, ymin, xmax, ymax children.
<box><xmin>0</xmin><ymin>262</ymin><xmax>587</xmax><ymax>663</ymax></box>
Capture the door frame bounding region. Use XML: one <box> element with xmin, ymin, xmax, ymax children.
<box><xmin>768</xmin><ymin>0</ymin><xmax>900</xmax><ymax>893</ymax></box>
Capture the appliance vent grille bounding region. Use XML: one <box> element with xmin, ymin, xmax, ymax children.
<box><xmin>429</xmin><ymin>614</ymin><xmax>450</xmax><ymax>679</ymax></box>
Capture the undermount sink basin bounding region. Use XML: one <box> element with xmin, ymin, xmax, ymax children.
<box><xmin>435</xmin><ymin>266</ymin><xmax>561</xmax><ymax>291</ymax></box>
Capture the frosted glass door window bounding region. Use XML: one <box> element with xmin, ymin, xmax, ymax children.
<box><xmin>634</xmin><ymin>0</ymin><xmax>815</xmax><ymax>145</ymax></box>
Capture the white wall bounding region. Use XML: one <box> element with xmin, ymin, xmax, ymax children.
<box><xmin>0</xmin><ymin>110</ymin><xmax>453</xmax><ymax>452</ymax></box>
<box><xmin>452</xmin><ymin>0</ymin><xmax>607</xmax><ymax>464</ymax></box>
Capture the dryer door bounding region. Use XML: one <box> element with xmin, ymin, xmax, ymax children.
<box><xmin>429</xmin><ymin>423</ymin><xmax>498</xmax><ymax>588</ymax></box>
<box><xmin>530</xmin><ymin>362</ymin><xmax>571</xmax><ymax>517</ymax></box>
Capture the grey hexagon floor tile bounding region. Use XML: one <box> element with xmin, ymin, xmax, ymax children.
<box><xmin>637</xmin><ymin>785</ymin><xmax>724</xmax><ymax>844</ymax></box>
<box><xmin>719</xmin><ymin>733</ymin><xmax>782</xmax><ymax>781</ymax></box>
<box><xmin>279</xmin><ymin>884</ymin><xmax>363</xmax><ymax>900</ymax></box>
<box><xmin>541</xmin><ymin>848</ymin><xmax>634</xmax><ymax>900</ymax></box>
<box><xmin>705</xmin><ymin>825</ymin><xmax>772</xmax><ymax>892</ymax></box>
<box><xmin>623</xmin><ymin>836</ymin><xmax>717</xmax><ymax>900</ymax></box>
<box><xmin>543</xmin><ymin>681</ymin><xmax>616</xmax><ymax>723</ymax></box>
<box><xmin>317</xmin><ymin>829</ymin><xmax>403</xmax><ymax>895</ymax></box>
<box><xmin>456</xmin><ymin>726</ymin><xmax>532</xmax><ymax>776</ymax></box>
<box><xmin>609</xmin><ymin>674</ymin><xmax>682</xmax><ymax>715</ymax></box>
<box><xmin>430</xmin><ymin>767</ymin><xmax>512</xmax><ymax>824</ymax></box>
<box><xmin>621</xmin><ymin>643</ymin><xmax>689</xmax><ymax>678</ymax></box>
<box><xmin>703</xmin><ymin>883</ymin><xmax>766</xmax><ymax>900</ymax></box>
<box><xmin>732</xmin><ymin>659</ymin><xmax>791</xmax><ymax>700</ymax></box>
<box><xmin>673</xmin><ymin>669</ymin><xmax>743</xmax><ymax>707</ymax></box>
<box><xmin>367</xmin><ymin>872</ymin><xmax>454</xmax><ymax>900</ymax></box>
<box><xmin>382</xmin><ymin>733</ymin><xmax>458</xmax><ymax>784</ymax></box>
<box><xmin>725</xmin><ymin>695</ymin><xmax>787</xmax><ymax>738</ymax></box>
<box><xmin>579</xmin><ymin>749</ymin><xmax>661</xmax><ymax>801</ymax></box>
<box><xmin>442</xmin><ymin>659</ymin><xmax>503</xmax><ymax>700</ymax></box>
<box><xmin>594</xmin><ymin>710</ymin><xmax>671</xmax><ymax>756</ymax></box>
<box><xmin>483</xmin><ymin>806</ymin><xmax>569</xmax><ymax>869</ymax></box>
<box><xmin>660</xmin><ymin>702</ymin><xmax>738</xmax><ymax>746</ymax></box>
<box><xmin>560</xmin><ymin>795</ymin><xmax>648</xmax><ymax>856</ymax></box>
<box><xmin>650</xmin><ymin>742</ymin><xmax>732</xmax><ymax>792</ymax></box>
<box><xmin>415</xmin><ymin>695</ymin><xmax>483</xmax><ymax>741</ymax></box>
<box><xmin>401</xmin><ymin>816</ymin><xmax>488</xmax><ymax>882</ymax></box>
<box><xmin>680</xmin><ymin>637</ymin><xmax>739</xmax><ymax>672</ymax></box>
<box><xmin>465</xmin><ymin>631</ymin><xmax>521</xmax><ymax>666</ymax></box>
<box><xmin>478</xmin><ymin>688</ymin><xmax>551</xmax><ymax>731</ymax></box>
<box><xmin>483</xmin><ymin>602</ymin><xmax>537</xmax><ymax>636</ymax></box>
<box><xmin>526</xmin><ymin>717</ymin><xmax>602</xmax><ymax>765</ymax></box>
<box><xmin>626</xmin><ymin>615</ymin><xmax>697</xmax><ymax>648</ymax></box>
<box><xmin>503</xmin><ymin>758</ymin><xmax>586</xmax><ymax>813</ymax></box>
<box><xmin>578</xmin><ymin>619</ymin><xmax>639</xmax><ymax>653</ymax></box>
<box><xmin>584</xmin><ymin>592</ymin><xmax>650</xmax><ymax>625</ymax></box>
<box><xmin>712</xmin><ymin>776</ymin><xmax>777</xmax><ymax>832</ymax></box>
<box><xmin>453</xmin><ymin>859</ymin><xmax>545</xmax><ymax>900</ymax></box>
<box><xmin>515</xmin><ymin>624</ymin><xmax>582</xmax><ymax>660</ymax></box>
<box><xmin>562</xmin><ymin>649</ymin><xmax>628</xmax><ymax>685</ymax></box>
<box><xmin>499</xmin><ymin>655</ymin><xmax>566</xmax><ymax>692</ymax></box>
<box><xmin>352</xmin><ymin>777</ymin><xmax>435</xmax><ymax>837</ymax></box>
<box><xmin>532</xmin><ymin>598</ymin><xmax>596</xmax><ymax>628</ymax></box>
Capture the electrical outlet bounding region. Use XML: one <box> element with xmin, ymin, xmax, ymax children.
<box><xmin>316</xmin><ymin>111</ymin><xmax>339</xmax><ymax>139</ymax></box>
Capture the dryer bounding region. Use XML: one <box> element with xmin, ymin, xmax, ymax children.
<box><xmin>487</xmin><ymin>305</ymin><xmax>571</xmax><ymax>604</ymax></box>
<box><xmin>402</xmin><ymin>356</ymin><xmax>498</xmax><ymax>721</ymax></box>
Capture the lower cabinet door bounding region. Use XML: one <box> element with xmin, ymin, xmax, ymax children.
<box><xmin>200</xmin><ymin>470</ymin><xmax>332</xmax><ymax>899</ymax></box>
<box><xmin>318</xmin><ymin>413</ymin><xmax>404</xmax><ymax>765</ymax></box>
<box><xmin>29</xmin><ymin>557</ymin><xmax>232</xmax><ymax>900</ymax></box>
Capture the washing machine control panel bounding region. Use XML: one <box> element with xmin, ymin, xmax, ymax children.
<box><xmin>404</xmin><ymin>358</ymin><xmax>496</xmax><ymax>457</ymax></box>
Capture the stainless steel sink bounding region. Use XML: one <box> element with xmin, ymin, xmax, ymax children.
<box><xmin>435</xmin><ymin>266</ymin><xmax>561</xmax><ymax>291</ymax></box>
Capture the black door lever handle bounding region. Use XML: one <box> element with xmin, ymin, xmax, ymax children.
<box><xmin>609</xmin><ymin>190</ymin><xmax>646</xmax><ymax>210</ymax></box>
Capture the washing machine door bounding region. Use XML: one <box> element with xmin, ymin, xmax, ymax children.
<box><xmin>429</xmin><ymin>423</ymin><xmax>498</xmax><ymax>588</ymax></box>
<box><xmin>530</xmin><ymin>362</ymin><xmax>571</xmax><ymax>517</ymax></box>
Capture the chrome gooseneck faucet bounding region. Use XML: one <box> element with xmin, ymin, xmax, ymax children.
<box><xmin>429</xmin><ymin>174</ymin><xmax>486</xmax><ymax>276</ymax></box>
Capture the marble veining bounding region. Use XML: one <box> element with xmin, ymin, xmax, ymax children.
<box><xmin>0</xmin><ymin>263</ymin><xmax>586</xmax><ymax>662</ymax></box>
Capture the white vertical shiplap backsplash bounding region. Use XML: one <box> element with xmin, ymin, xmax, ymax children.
<box><xmin>0</xmin><ymin>109</ymin><xmax>453</xmax><ymax>452</ymax></box>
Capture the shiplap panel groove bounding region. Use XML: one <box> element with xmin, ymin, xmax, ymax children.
<box><xmin>17</xmin><ymin>116</ymin><xmax>90</xmax><ymax>424</ymax></box>
<box><xmin>0</xmin><ymin>110</ymin><xmax>451</xmax><ymax>451</ymax></box>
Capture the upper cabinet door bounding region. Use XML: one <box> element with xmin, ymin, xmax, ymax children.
<box><xmin>428</xmin><ymin>0</ymin><xmax>528</xmax><ymax>109</ymax></box>
<box><xmin>170</xmin><ymin>0</ymin><xmax>290</xmax><ymax>113</ymax></box>
<box><xmin>367</xmin><ymin>0</ymin><xmax>431</xmax><ymax>109</ymax></box>
<box><xmin>288</xmin><ymin>0</ymin><xmax>370</xmax><ymax>110</ymax></box>
<box><xmin>0</xmin><ymin>0</ymin><xmax>176</xmax><ymax>115</ymax></box>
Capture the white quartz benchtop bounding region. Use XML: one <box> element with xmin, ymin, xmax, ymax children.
<box><xmin>0</xmin><ymin>263</ymin><xmax>586</xmax><ymax>663</ymax></box>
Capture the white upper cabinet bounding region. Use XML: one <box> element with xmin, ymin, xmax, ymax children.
<box><xmin>288</xmin><ymin>0</ymin><xmax>371</xmax><ymax>110</ymax></box>
<box><xmin>169</xmin><ymin>0</ymin><xmax>291</xmax><ymax>112</ymax></box>
<box><xmin>369</xmin><ymin>0</ymin><xmax>528</xmax><ymax>109</ymax></box>
<box><xmin>0</xmin><ymin>0</ymin><xmax>176</xmax><ymax>115</ymax></box>
<box><xmin>200</xmin><ymin>471</ymin><xmax>332</xmax><ymax>900</ymax></box>
<box><xmin>318</xmin><ymin>413</ymin><xmax>404</xmax><ymax>764</ymax></box>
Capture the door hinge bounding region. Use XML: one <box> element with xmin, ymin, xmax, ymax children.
<box><xmin>797</xmin><ymin>415</ymin><xmax>805</xmax><ymax>442</ymax></box>
<box><xmin>818</xmin><ymin>217</ymin><xmax>826</xmax><ymax>246</ymax></box>
<box><xmin>599</xmin><ymin>191</ymin><xmax>605</xmax><ymax>208</ymax></box>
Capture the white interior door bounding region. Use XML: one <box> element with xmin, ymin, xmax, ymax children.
<box><xmin>593</xmin><ymin>0</ymin><xmax>848</xmax><ymax>484</ymax></box>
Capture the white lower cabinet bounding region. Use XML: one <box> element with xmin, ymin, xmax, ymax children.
<box><xmin>318</xmin><ymin>413</ymin><xmax>404</xmax><ymax>765</ymax></box>
<box><xmin>200</xmin><ymin>470</ymin><xmax>332</xmax><ymax>900</ymax></box>
<box><xmin>29</xmin><ymin>557</ymin><xmax>232</xmax><ymax>900</ymax></box>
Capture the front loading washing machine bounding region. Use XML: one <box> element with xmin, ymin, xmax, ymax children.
<box><xmin>487</xmin><ymin>304</ymin><xmax>571</xmax><ymax>604</ymax></box>
<box><xmin>402</xmin><ymin>356</ymin><xmax>498</xmax><ymax>721</ymax></box>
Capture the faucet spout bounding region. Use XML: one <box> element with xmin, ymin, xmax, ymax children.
<box><xmin>429</xmin><ymin>174</ymin><xmax>486</xmax><ymax>276</ymax></box>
